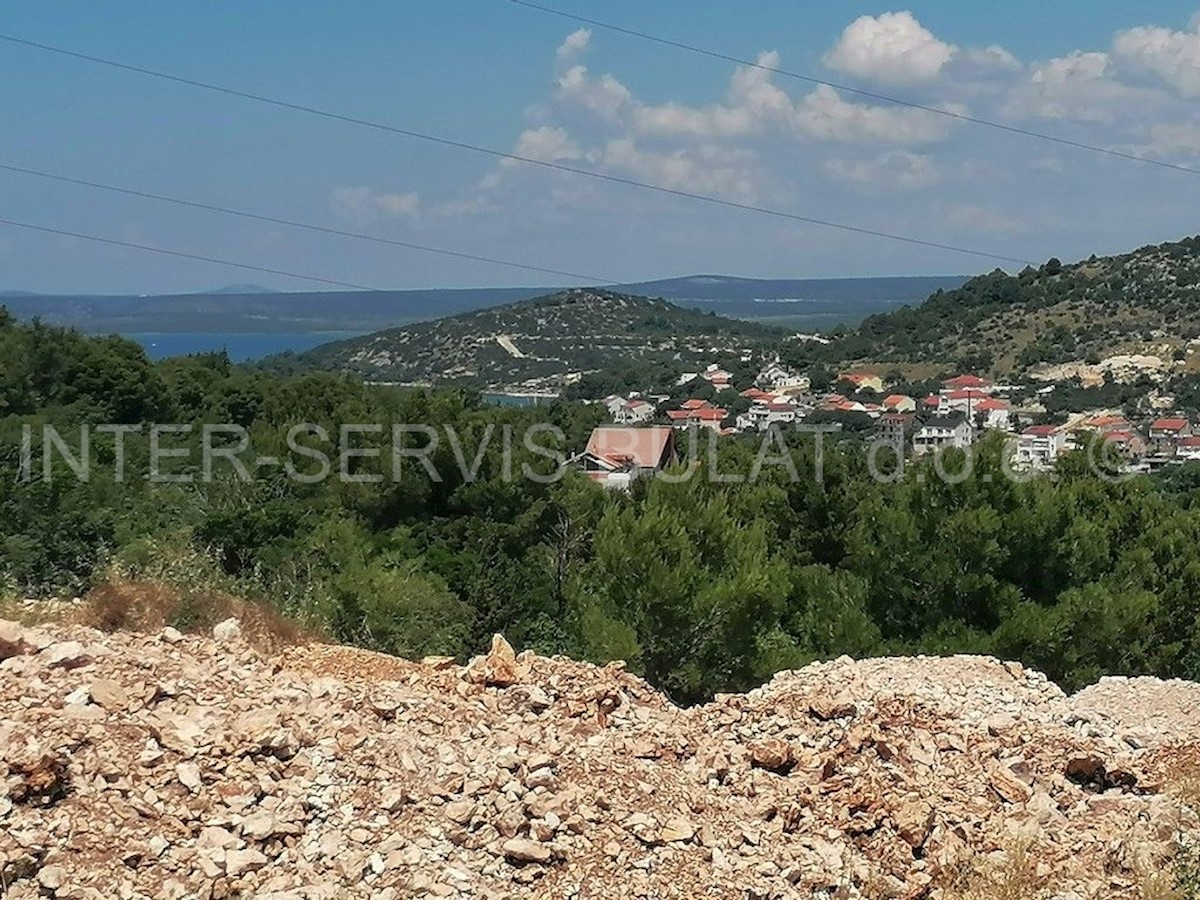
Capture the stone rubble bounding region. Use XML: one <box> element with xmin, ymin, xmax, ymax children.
<box><xmin>1</xmin><ymin>619</ymin><xmax>1199</xmax><ymax>898</ymax></box>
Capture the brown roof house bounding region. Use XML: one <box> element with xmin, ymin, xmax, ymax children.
<box><xmin>1149</xmin><ymin>417</ymin><xmax>1191</xmax><ymax>456</ymax></box>
<box><xmin>574</xmin><ymin>426</ymin><xmax>677</xmax><ymax>490</ymax></box>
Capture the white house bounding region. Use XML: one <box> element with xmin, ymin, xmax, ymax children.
<box><xmin>913</xmin><ymin>415</ymin><xmax>973</xmax><ymax>456</ymax></box>
<box><xmin>575</xmin><ymin>426</ymin><xmax>677</xmax><ymax>490</ymax></box>
<box><xmin>1015</xmin><ymin>425</ymin><xmax>1065</xmax><ymax>470</ymax></box>
<box><xmin>882</xmin><ymin>394</ymin><xmax>916</xmax><ymax>413</ymax></box>
<box><xmin>757</xmin><ymin>362</ymin><xmax>810</xmax><ymax>395</ymax></box>
<box><xmin>615</xmin><ymin>398</ymin><xmax>656</xmax><ymax>424</ymax></box>
<box><xmin>1178</xmin><ymin>436</ymin><xmax>1200</xmax><ymax>461</ymax></box>
<box><xmin>702</xmin><ymin>364</ymin><xmax>733</xmax><ymax>391</ymax></box>
<box><xmin>975</xmin><ymin>398</ymin><xmax>1012</xmax><ymax>432</ymax></box>
<box><xmin>737</xmin><ymin>401</ymin><xmax>798</xmax><ymax>432</ymax></box>
<box><xmin>600</xmin><ymin>395</ymin><xmax>627</xmax><ymax>418</ymax></box>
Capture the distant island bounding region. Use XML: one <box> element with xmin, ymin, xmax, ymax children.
<box><xmin>0</xmin><ymin>275</ymin><xmax>966</xmax><ymax>336</ymax></box>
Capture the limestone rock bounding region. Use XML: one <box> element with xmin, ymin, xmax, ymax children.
<box><xmin>2</xmin><ymin>623</ymin><xmax>1197</xmax><ymax>900</ymax></box>
<box><xmin>0</xmin><ymin>619</ymin><xmax>31</xmax><ymax>659</ymax></box>
<box><xmin>212</xmin><ymin>618</ymin><xmax>243</xmax><ymax>644</ymax></box>
<box><xmin>90</xmin><ymin>678</ymin><xmax>129</xmax><ymax>711</ymax></box>
<box><xmin>501</xmin><ymin>838</ymin><xmax>552</xmax><ymax>864</ymax></box>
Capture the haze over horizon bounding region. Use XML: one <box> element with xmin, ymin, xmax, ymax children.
<box><xmin>3</xmin><ymin>1</ymin><xmax>1200</xmax><ymax>293</ymax></box>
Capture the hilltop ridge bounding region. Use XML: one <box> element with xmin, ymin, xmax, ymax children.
<box><xmin>3</xmin><ymin>616</ymin><xmax>1199</xmax><ymax>898</ymax></box>
<box><xmin>280</xmin><ymin>288</ymin><xmax>781</xmax><ymax>386</ymax></box>
<box><xmin>816</xmin><ymin>235</ymin><xmax>1200</xmax><ymax>375</ymax></box>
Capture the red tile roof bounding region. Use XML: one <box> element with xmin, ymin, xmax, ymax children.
<box><xmin>1179</xmin><ymin>436</ymin><xmax>1200</xmax><ymax>447</ymax></box>
<box><xmin>1023</xmin><ymin>425</ymin><xmax>1058</xmax><ymax>436</ymax></box>
<box><xmin>585</xmin><ymin>427</ymin><xmax>674</xmax><ymax>469</ymax></box>
<box><xmin>976</xmin><ymin>398</ymin><xmax>1009</xmax><ymax>411</ymax></box>
<box><xmin>840</xmin><ymin>372</ymin><xmax>877</xmax><ymax>385</ymax></box>
<box><xmin>681</xmin><ymin>398</ymin><xmax>711</xmax><ymax>410</ymax></box>
<box><xmin>943</xmin><ymin>374</ymin><xmax>991</xmax><ymax>388</ymax></box>
<box><xmin>668</xmin><ymin>407</ymin><xmax>727</xmax><ymax>422</ymax></box>
<box><xmin>741</xmin><ymin>388</ymin><xmax>774</xmax><ymax>400</ymax></box>
<box><xmin>882</xmin><ymin>394</ymin><xmax>912</xmax><ymax>408</ymax></box>
<box><xmin>1085</xmin><ymin>415</ymin><xmax>1129</xmax><ymax>430</ymax></box>
<box><xmin>922</xmin><ymin>395</ymin><xmax>940</xmax><ymax>407</ymax></box>
<box><xmin>1151</xmin><ymin>417</ymin><xmax>1189</xmax><ymax>432</ymax></box>
<box><xmin>945</xmin><ymin>388</ymin><xmax>990</xmax><ymax>401</ymax></box>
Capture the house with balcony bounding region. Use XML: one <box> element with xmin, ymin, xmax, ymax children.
<box><xmin>1149</xmin><ymin>417</ymin><xmax>1191</xmax><ymax>456</ymax></box>
<box><xmin>667</xmin><ymin>399</ymin><xmax>728</xmax><ymax>432</ymax></box>
<box><xmin>912</xmin><ymin>414</ymin><xmax>973</xmax><ymax>456</ymax></box>
<box><xmin>1177</xmin><ymin>436</ymin><xmax>1200</xmax><ymax>461</ymax></box>
<box><xmin>875</xmin><ymin>412</ymin><xmax>916</xmax><ymax>450</ymax></box>
<box><xmin>614</xmin><ymin>398</ymin><xmax>656</xmax><ymax>425</ymax></box>
<box><xmin>756</xmin><ymin>362</ymin><xmax>810</xmax><ymax>395</ymax></box>
<box><xmin>575</xmin><ymin>426</ymin><xmax>677</xmax><ymax>490</ymax></box>
<box><xmin>1015</xmin><ymin>425</ymin><xmax>1065</xmax><ymax>470</ymax></box>
<box><xmin>738</xmin><ymin>400</ymin><xmax>798</xmax><ymax>432</ymax></box>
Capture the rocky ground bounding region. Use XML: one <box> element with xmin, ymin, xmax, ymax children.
<box><xmin>2</xmin><ymin>619</ymin><xmax>1199</xmax><ymax>899</ymax></box>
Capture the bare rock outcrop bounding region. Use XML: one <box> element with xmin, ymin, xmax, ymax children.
<box><xmin>1</xmin><ymin>618</ymin><xmax>1198</xmax><ymax>898</ymax></box>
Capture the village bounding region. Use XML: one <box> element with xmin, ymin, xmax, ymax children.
<box><xmin>573</xmin><ymin>360</ymin><xmax>1200</xmax><ymax>488</ymax></box>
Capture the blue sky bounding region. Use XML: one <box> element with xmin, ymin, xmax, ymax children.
<box><xmin>2</xmin><ymin>1</ymin><xmax>1200</xmax><ymax>292</ymax></box>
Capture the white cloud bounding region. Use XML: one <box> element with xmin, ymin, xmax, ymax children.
<box><xmin>331</xmin><ymin>186</ymin><xmax>420</xmax><ymax>221</ymax></box>
<box><xmin>963</xmin><ymin>44</ymin><xmax>1021</xmax><ymax>71</ymax></box>
<box><xmin>824</xmin><ymin>11</ymin><xmax>957</xmax><ymax>85</ymax></box>
<box><xmin>1141</xmin><ymin>121</ymin><xmax>1200</xmax><ymax>157</ymax></box>
<box><xmin>795</xmin><ymin>84</ymin><xmax>959</xmax><ymax>144</ymax></box>
<box><xmin>325</xmin><ymin>10</ymin><xmax>1200</xmax><ymax>282</ymax></box>
<box><xmin>627</xmin><ymin>52</ymin><xmax>789</xmax><ymax>139</ymax></box>
<box><xmin>1113</xmin><ymin>20</ymin><xmax>1200</xmax><ymax>97</ymax></box>
<box><xmin>1006</xmin><ymin>51</ymin><xmax>1144</xmax><ymax>122</ymax></box>
<box><xmin>825</xmin><ymin>151</ymin><xmax>941</xmax><ymax>191</ymax></box>
<box><xmin>556</xmin><ymin>28</ymin><xmax>590</xmax><ymax>64</ymax></box>
<box><xmin>505</xmin><ymin>126</ymin><xmax>583</xmax><ymax>165</ymax></box>
<box><xmin>600</xmin><ymin>138</ymin><xmax>761</xmax><ymax>201</ymax></box>
<box><xmin>556</xmin><ymin>64</ymin><xmax>633</xmax><ymax>121</ymax></box>
<box><xmin>632</xmin><ymin>102</ymin><xmax>756</xmax><ymax>139</ymax></box>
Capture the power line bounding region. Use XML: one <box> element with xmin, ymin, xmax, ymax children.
<box><xmin>0</xmin><ymin>161</ymin><xmax>608</xmax><ymax>284</ymax></box>
<box><xmin>508</xmin><ymin>0</ymin><xmax>1200</xmax><ymax>179</ymax></box>
<box><xmin>0</xmin><ymin>30</ymin><xmax>1031</xmax><ymax>266</ymax></box>
<box><xmin>0</xmin><ymin>216</ymin><xmax>382</xmax><ymax>291</ymax></box>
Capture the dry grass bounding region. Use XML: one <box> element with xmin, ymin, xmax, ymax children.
<box><xmin>7</xmin><ymin>578</ymin><xmax>315</xmax><ymax>654</ymax></box>
<box><xmin>943</xmin><ymin>837</ymin><xmax>1054</xmax><ymax>900</ymax></box>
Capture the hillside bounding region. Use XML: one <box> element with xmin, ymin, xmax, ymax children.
<box><xmin>276</xmin><ymin>288</ymin><xmax>782</xmax><ymax>386</ymax></box>
<box><xmin>3</xmin><ymin>616</ymin><xmax>1199</xmax><ymax>899</ymax></box>
<box><xmin>816</xmin><ymin>236</ymin><xmax>1200</xmax><ymax>375</ymax></box>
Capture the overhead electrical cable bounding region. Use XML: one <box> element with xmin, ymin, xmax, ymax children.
<box><xmin>507</xmin><ymin>0</ymin><xmax>1200</xmax><ymax>179</ymax></box>
<box><xmin>0</xmin><ymin>30</ymin><xmax>1032</xmax><ymax>266</ymax></box>
<box><xmin>0</xmin><ymin>161</ymin><xmax>608</xmax><ymax>283</ymax></box>
<box><xmin>0</xmin><ymin>216</ymin><xmax>383</xmax><ymax>291</ymax></box>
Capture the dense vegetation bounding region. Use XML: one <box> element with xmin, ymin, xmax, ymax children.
<box><xmin>6</xmin><ymin>312</ymin><xmax>1200</xmax><ymax>703</ymax></box>
<box><xmin>782</xmin><ymin>236</ymin><xmax>1200</xmax><ymax>375</ymax></box>
<box><xmin>266</xmin><ymin>289</ymin><xmax>781</xmax><ymax>387</ymax></box>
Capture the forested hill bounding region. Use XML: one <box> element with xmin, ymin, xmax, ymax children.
<box><xmin>267</xmin><ymin>288</ymin><xmax>781</xmax><ymax>385</ymax></box>
<box><xmin>798</xmin><ymin>235</ymin><xmax>1200</xmax><ymax>374</ymax></box>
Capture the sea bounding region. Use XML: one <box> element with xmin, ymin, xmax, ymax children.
<box><xmin>128</xmin><ymin>332</ymin><xmax>362</xmax><ymax>363</ymax></box>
